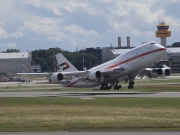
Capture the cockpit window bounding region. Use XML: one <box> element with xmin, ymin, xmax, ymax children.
<box><xmin>150</xmin><ymin>41</ymin><xmax>156</xmax><ymax>45</ymax></box>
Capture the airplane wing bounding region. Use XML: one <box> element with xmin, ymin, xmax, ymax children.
<box><xmin>138</xmin><ymin>68</ymin><xmax>153</xmax><ymax>78</ymax></box>
<box><xmin>57</xmin><ymin>66</ymin><xmax>125</xmax><ymax>82</ymax></box>
<box><xmin>14</xmin><ymin>72</ymin><xmax>52</xmax><ymax>79</ymax></box>
<box><xmin>138</xmin><ymin>65</ymin><xmax>171</xmax><ymax>78</ymax></box>
<box><xmin>102</xmin><ymin>66</ymin><xmax>125</xmax><ymax>74</ymax></box>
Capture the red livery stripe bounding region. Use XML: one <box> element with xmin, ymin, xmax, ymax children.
<box><xmin>106</xmin><ymin>48</ymin><xmax>166</xmax><ymax>69</ymax></box>
<box><xmin>66</xmin><ymin>80</ymin><xmax>78</xmax><ymax>87</ymax></box>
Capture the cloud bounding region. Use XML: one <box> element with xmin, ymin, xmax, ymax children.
<box><xmin>23</xmin><ymin>17</ymin><xmax>65</xmax><ymax>42</ymax></box>
<box><xmin>0</xmin><ymin>42</ymin><xmax>17</xmax><ymax>49</ymax></box>
<box><xmin>0</xmin><ymin>0</ymin><xmax>180</xmax><ymax>52</ymax></box>
<box><xmin>62</xmin><ymin>24</ymin><xmax>100</xmax><ymax>37</ymax></box>
<box><xmin>0</xmin><ymin>26</ymin><xmax>24</xmax><ymax>39</ymax></box>
<box><xmin>22</xmin><ymin>0</ymin><xmax>104</xmax><ymax>16</ymax></box>
<box><xmin>10</xmin><ymin>32</ymin><xmax>24</xmax><ymax>38</ymax></box>
<box><xmin>0</xmin><ymin>26</ymin><xmax>8</xmax><ymax>38</ymax></box>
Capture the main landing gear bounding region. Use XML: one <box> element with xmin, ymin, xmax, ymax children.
<box><xmin>100</xmin><ymin>82</ymin><xmax>121</xmax><ymax>90</ymax></box>
<box><xmin>128</xmin><ymin>80</ymin><xmax>134</xmax><ymax>89</ymax></box>
<box><xmin>114</xmin><ymin>83</ymin><xmax>121</xmax><ymax>90</ymax></box>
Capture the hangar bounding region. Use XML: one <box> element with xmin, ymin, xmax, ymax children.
<box><xmin>0</xmin><ymin>52</ymin><xmax>41</xmax><ymax>81</ymax></box>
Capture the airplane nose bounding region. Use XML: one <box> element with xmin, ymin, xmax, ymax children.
<box><xmin>157</xmin><ymin>43</ymin><xmax>166</xmax><ymax>50</ymax></box>
<box><xmin>156</xmin><ymin>44</ymin><xmax>167</xmax><ymax>59</ymax></box>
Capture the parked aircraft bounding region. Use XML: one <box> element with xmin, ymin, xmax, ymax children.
<box><xmin>16</xmin><ymin>41</ymin><xmax>166</xmax><ymax>89</ymax></box>
<box><xmin>53</xmin><ymin>41</ymin><xmax>166</xmax><ymax>89</ymax></box>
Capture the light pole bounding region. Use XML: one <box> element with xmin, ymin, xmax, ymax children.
<box><xmin>22</xmin><ymin>55</ymin><xmax>24</xmax><ymax>73</ymax></box>
<box><xmin>27</xmin><ymin>50</ymin><xmax>29</xmax><ymax>72</ymax></box>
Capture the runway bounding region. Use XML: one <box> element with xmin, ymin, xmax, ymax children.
<box><xmin>1</xmin><ymin>132</ymin><xmax>180</xmax><ymax>135</ymax></box>
<box><xmin>0</xmin><ymin>91</ymin><xmax>180</xmax><ymax>98</ymax></box>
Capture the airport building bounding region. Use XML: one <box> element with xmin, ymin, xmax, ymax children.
<box><xmin>79</xmin><ymin>47</ymin><xmax>102</xmax><ymax>65</ymax></box>
<box><xmin>0</xmin><ymin>52</ymin><xmax>41</xmax><ymax>81</ymax></box>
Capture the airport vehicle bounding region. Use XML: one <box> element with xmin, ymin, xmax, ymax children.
<box><xmin>138</xmin><ymin>64</ymin><xmax>171</xmax><ymax>78</ymax></box>
<box><xmin>53</xmin><ymin>41</ymin><xmax>166</xmax><ymax>89</ymax></box>
<box><xmin>16</xmin><ymin>41</ymin><xmax>166</xmax><ymax>89</ymax></box>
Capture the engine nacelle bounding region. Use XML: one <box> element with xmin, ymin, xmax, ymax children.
<box><xmin>50</xmin><ymin>73</ymin><xmax>64</xmax><ymax>83</ymax></box>
<box><xmin>164</xmin><ymin>69</ymin><xmax>171</xmax><ymax>76</ymax></box>
<box><xmin>153</xmin><ymin>68</ymin><xmax>163</xmax><ymax>76</ymax></box>
<box><xmin>88</xmin><ymin>71</ymin><xmax>102</xmax><ymax>81</ymax></box>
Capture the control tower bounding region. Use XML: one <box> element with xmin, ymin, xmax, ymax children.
<box><xmin>156</xmin><ymin>21</ymin><xmax>171</xmax><ymax>59</ymax></box>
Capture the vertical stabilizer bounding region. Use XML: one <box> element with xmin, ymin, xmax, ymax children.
<box><xmin>55</xmin><ymin>53</ymin><xmax>78</xmax><ymax>72</ymax></box>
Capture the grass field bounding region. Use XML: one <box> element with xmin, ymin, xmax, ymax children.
<box><xmin>0</xmin><ymin>77</ymin><xmax>180</xmax><ymax>132</ymax></box>
<box><xmin>0</xmin><ymin>97</ymin><xmax>180</xmax><ymax>132</ymax></box>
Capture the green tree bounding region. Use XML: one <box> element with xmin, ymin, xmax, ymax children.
<box><xmin>172</xmin><ymin>42</ymin><xmax>180</xmax><ymax>47</ymax></box>
<box><xmin>32</xmin><ymin>47</ymin><xmax>62</xmax><ymax>72</ymax></box>
<box><xmin>62</xmin><ymin>52</ymin><xmax>99</xmax><ymax>70</ymax></box>
<box><xmin>1</xmin><ymin>49</ymin><xmax>20</xmax><ymax>53</ymax></box>
<box><xmin>32</xmin><ymin>47</ymin><xmax>99</xmax><ymax>72</ymax></box>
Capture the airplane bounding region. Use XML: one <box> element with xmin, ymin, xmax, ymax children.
<box><xmin>15</xmin><ymin>41</ymin><xmax>166</xmax><ymax>89</ymax></box>
<box><xmin>138</xmin><ymin>64</ymin><xmax>171</xmax><ymax>78</ymax></box>
<box><xmin>52</xmin><ymin>41</ymin><xmax>167</xmax><ymax>89</ymax></box>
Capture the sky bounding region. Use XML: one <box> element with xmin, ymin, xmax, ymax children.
<box><xmin>0</xmin><ymin>0</ymin><xmax>180</xmax><ymax>52</ymax></box>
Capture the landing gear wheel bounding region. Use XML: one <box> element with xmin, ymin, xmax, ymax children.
<box><xmin>128</xmin><ymin>78</ymin><xmax>135</xmax><ymax>89</ymax></box>
<box><xmin>128</xmin><ymin>85</ymin><xmax>134</xmax><ymax>89</ymax></box>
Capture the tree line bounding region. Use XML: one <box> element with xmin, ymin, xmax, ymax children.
<box><xmin>1</xmin><ymin>48</ymin><xmax>99</xmax><ymax>72</ymax></box>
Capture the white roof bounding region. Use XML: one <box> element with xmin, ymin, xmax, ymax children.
<box><xmin>167</xmin><ymin>48</ymin><xmax>180</xmax><ymax>53</ymax></box>
<box><xmin>0</xmin><ymin>52</ymin><xmax>29</xmax><ymax>59</ymax></box>
<box><xmin>111</xmin><ymin>47</ymin><xmax>180</xmax><ymax>55</ymax></box>
<box><xmin>111</xmin><ymin>49</ymin><xmax>131</xmax><ymax>55</ymax></box>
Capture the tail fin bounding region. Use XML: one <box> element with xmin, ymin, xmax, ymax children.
<box><xmin>55</xmin><ymin>53</ymin><xmax>78</xmax><ymax>72</ymax></box>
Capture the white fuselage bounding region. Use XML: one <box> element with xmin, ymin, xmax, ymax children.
<box><xmin>62</xmin><ymin>42</ymin><xmax>166</xmax><ymax>87</ymax></box>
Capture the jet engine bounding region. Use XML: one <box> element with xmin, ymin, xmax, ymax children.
<box><xmin>88</xmin><ymin>71</ymin><xmax>102</xmax><ymax>80</ymax></box>
<box><xmin>153</xmin><ymin>68</ymin><xmax>163</xmax><ymax>75</ymax></box>
<box><xmin>50</xmin><ymin>73</ymin><xmax>64</xmax><ymax>83</ymax></box>
<box><xmin>164</xmin><ymin>69</ymin><xmax>171</xmax><ymax>76</ymax></box>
